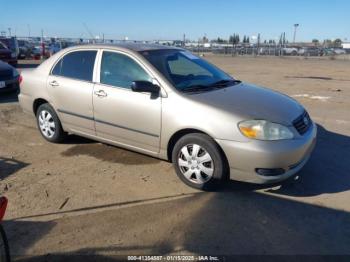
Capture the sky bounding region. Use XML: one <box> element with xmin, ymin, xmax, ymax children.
<box><xmin>0</xmin><ymin>0</ymin><xmax>349</xmax><ymax>42</ymax></box>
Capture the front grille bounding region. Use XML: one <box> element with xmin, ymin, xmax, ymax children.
<box><xmin>293</xmin><ymin>111</ymin><xmax>311</xmax><ymax>135</ymax></box>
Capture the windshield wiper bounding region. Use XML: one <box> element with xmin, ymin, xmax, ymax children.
<box><xmin>208</xmin><ymin>79</ymin><xmax>241</xmax><ymax>87</ymax></box>
<box><xmin>181</xmin><ymin>85</ymin><xmax>216</xmax><ymax>93</ymax></box>
<box><xmin>181</xmin><ymin>79</ymin><xmax>242</xmax><ymax>93</ymax></box>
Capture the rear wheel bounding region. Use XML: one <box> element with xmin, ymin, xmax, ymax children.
<box><xmin>172</xmin><ymin>133</ymin><xmax>227</xmax><ymax>190</ymax></box>
<box><xmin>36</xmin><ymin>103</ymin><xmax>66</xmax><ymax>143</ymax></box>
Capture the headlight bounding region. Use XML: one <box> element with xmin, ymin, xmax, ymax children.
<box><xmin>11</xmin><ymin>53</ymin><xmax>16</xmax><ymax>58</ymax></box>
<box><xmin>12</xmin><ymin>68</ymin><xmax>19</xmax><ymax>78</ymax></box>
<box><xmin>238</xmin><ymin>120</ymin><xmax>294</xmax><ymax>140</ymax></box>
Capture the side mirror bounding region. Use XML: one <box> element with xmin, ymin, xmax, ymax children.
<box><xmin>131</xmin><ymin>81</ymin><xmax>160</xmax><ymax>94</ymax></box>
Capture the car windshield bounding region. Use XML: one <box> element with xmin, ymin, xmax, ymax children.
<box><xmin>140</xmin><ymin>49</ymin><xmax>238</xmax><ymax>92</ymax></box>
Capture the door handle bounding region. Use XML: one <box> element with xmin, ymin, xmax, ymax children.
<box><xmin>94</xmin><ymin>90</ymin><xmax>108</xmax><ymax>97</ymax></box>
<box><xmin>49</xmin><ymin>80</ymin><xmax>59</xmax><ymax>87</ymax></box>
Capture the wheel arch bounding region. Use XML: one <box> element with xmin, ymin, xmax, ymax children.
<box><xmin>33</xmin><ymin>98</ymin><xmax>49</xmax><ymax>115</ymax></box>
<box><xmin>166</xmin><ymin>128</ymin><xmax>229</xmax><ymax>168</ymax></box>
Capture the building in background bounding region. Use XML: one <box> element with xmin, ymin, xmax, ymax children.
<box><xmin>342</xmin><ymin>42</ymin><xmax>350</xmax><ymax>50</ymax></box>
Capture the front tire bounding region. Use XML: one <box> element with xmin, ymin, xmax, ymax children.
<box><xmin>36</xmin><ymin>103</ymin><xmax>66</xmax><ymax>143</ymax></box>
<box><xmin>172</xmin><ymin>133</ymin><xmax>227</xmax><ymax>190</ymax></box>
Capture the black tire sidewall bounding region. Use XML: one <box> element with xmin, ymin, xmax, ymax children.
<box><xmin>0</xmin><ymin>225</ymin><xmax>10</xmax><ymax>262</ymax></box>
<box><xmin>36</xmin><ymin>103</ymin><xmax>65</xmax><ymax>143</ymax></box>
<box><xmin>172</xmin><ymin>133</ymin><xmax>227</xmax><ymax>190</ymax></box>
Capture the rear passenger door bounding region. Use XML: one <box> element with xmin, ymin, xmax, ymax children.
<box><xmin>47</xmin><ymin>50</ymin><xmax>97</xmax><ymax>135</ymax></box>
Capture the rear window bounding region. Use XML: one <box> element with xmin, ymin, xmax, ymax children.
<box><xmin>52</xmin><ymin>50</ymin><xmax>97</xmax><ymax>81</ymax></box>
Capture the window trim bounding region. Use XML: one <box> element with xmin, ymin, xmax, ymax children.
<box><xmin>49</xmin><ymin>48</ymin><xmax>99</xmax><ymax>83</ymax></box>
<box><xmin>95</xmin><ymin>49</ymin><xmax>156</xmax><ymax>92</ymax></box>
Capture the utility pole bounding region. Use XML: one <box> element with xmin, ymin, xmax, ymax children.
<box><xmin>41</xmin><ymin>29</ymin><xmax>45</xmax><ymax>60</ymax></box>
<box><xmin>293</xmin><ymin>24</ymin><xmax>299</xmax><ymax>43</ymax></box>
<box><xmin>8</xmin><ymin>28</ymin><xmax>11</xmax><ymax>37</ymax></box>
<box><xmin>27</xmin><ymin>24</ymin><xmax>31</xmax><ymax>38</ymax></box>
<box><xmin>232</xmin><ymin>33</ymin><xmax>234</xmax><ymax>57</ymax></box>
<box><xmin>183</xmin><ymin>33</ymin><xmax>186</xmax><ymax>47</ymax></box>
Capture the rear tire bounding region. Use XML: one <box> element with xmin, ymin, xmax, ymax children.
<box><xmin>36</xmin><ymin>103</ymin><xmax>66</xmax><ymax>143</ymax></box>
<box><xmin>172</xmin><ymin>133</ymin><xmax>228</xmax><ymax>190</ymax></box>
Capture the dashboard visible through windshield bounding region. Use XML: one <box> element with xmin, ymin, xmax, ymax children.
<box><xmin>140</xmin><ymin>49</ymin><xmax>239</xmax><ymax>92</ymax></box>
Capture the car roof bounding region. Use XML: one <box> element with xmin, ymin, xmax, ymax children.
<box><xmin>71</xmin><ymin>42</ymin><xmax>183</xmax><ymax>52</ymax></box>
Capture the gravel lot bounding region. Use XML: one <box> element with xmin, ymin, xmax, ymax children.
<box><xmin>1</xmin><ymin>55</ymin><xmax>350</xmax><ymax>260</ymax></box>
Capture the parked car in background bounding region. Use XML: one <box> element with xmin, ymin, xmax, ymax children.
<box><xmin>0</xmin><ymin>42</ymin><xmax>18</xmax><ymax>67</ymax></box>
<box><xmin>0</xmin><ymin>37</ymin><xmax>19</xmax><ymax>61</ymax></box>
<box><xmin>298</xmin><ymin>47</ymin><xmax>323</xmax><ymax>56</ymax></box>
<box><xmin>282</xmin><ymin>47</ymin><xmax>298</xmax><ymax>56</ymax></box>
<box><xmin>31</xmin><ymin>45</ymin><xmax>50</xmax><ymax>59</ymax></box>
<box><xmin>17</xmin><ymin>39</ymin><xmax>34</xmax><ymax>59</ymax></box>
<box><xmin>0</xmin><ymin>60</ymin><xmax>20</xmax><ymax>93</ymax></box>
<box><xmin>323</xmin><ymin>48</ymin><xmax>335</xmax><ymax>56</ymax></box>
<box><xmin>259</xmin><ymin>46</ymin><xmax>279</xmax><ymax>56</ymax></box>
<box><xmin>332</xmin><ymin>48</ymin><xmax>346</xmax><ymax>55</ymax></box>
<box><xmin>19</xmin><ymin>43</ymin><xmax>316</xmax><ymax>190</ymax></box>
<box><xmin>49</xmin><ymin>43</ymin><xmax>62</xmax><ymax>56</ymax></box>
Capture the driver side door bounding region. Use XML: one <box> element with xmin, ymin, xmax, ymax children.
<box><xmin>93</xmin><ymin>50</ymin><xmax>161</xmax><ymax>154</ymax></box>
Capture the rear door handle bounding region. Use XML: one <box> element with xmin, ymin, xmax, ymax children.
<box><xmin>94</xmin><ymin>90</ymin><xmax>108</xmax><ymax>97</ymax></box>
<box><xmin>49</xmin><ymin>80</ymin><xmax>59</xmax><ymax>87</ymax></box>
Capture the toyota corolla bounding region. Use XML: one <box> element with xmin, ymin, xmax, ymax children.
<box><xmin>18</xmin><ymin>44</ymin><xmax>317</xmax><ymax>190</ymax></box>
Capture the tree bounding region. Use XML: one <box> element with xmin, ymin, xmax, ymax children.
<box><xmin>217</xmin><ymin>37</ymin><xmax>225</xmax><ymax>43</ymax></box>
<box><xmin>236</xmin><ymin>34</ymin><xmax>240</xmax><ymax>44</ymax></box>
<box><xmin>229</xmin><ymin>35</ymin><xmax>234</xmax><ymax>44</ymax></box>
<box><xmin>312</xmin><ymin>39</ymin><xmax>319</xmax><ymax>46</ymax></box>
<box><xmin>334</xmin><ymin>38</ymin><xmax>342</xmax><ymax>47</ymax></box>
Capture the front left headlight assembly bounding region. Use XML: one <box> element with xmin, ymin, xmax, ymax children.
<box><xmin>238</xmin><ymin>120</ymin><xmax>294</xmax><ymax>140</ymax></box>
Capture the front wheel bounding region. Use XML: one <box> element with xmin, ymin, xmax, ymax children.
<box><xmin>172</xmin><ymin>133</ymin><xmax>228</xmax><ymax>190</ymax></box>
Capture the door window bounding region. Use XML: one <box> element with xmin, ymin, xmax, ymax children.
<box><xmin>100</xmin><ymin>51</ymin><xmax>151</xmax><ymax>89</ymax></box>
<box><xmin>52</xmin><ymin>50</ymin><xmax>97</xmax><ymax>81</ymax></box>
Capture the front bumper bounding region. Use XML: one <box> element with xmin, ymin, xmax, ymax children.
<box><xmin>216</xmin><ymin>122</ymin><xmax>317</xmax><ymax>184</ymax></box>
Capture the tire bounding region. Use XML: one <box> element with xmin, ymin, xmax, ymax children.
<box><xmin>172</xmin><ymin>133</ymin><xmax>228</xmax><ymax>190</ymax></box>
<box><xmin>0</xmin><ymin>225</ymin><xmax>10</xmax><ymax>262</ymax></box>
<box><xmin>36</xmin><ymin>103</ymin><xmax>66</xmax><ymax>143</ymax></box>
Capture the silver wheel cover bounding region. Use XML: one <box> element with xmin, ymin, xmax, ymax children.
<box><xmin>38</xmin><ymin>110</ymin><xmax>56</xmax><ymax>138</ymax></box>
<box><xmin>178</xmin><ymin>144</ymin><xmax>214</xmax><ymax>184</ymax></box>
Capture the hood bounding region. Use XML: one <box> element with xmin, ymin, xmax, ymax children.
<box><xmin>187</xmin><ymin>82</ymin><xmax>304</xmax><ymax>125</ymax></box>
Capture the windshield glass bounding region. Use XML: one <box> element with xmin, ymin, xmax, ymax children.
<box><xmin>140</xmin><ymin>49</ymin><xmax>236</xmax><ymax>92</ymax></box>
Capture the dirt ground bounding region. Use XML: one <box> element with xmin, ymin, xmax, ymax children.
<box><xmin>0</xmin><ymin>55</ymin><xmax>350</xmax><ymax>260</ymax></box>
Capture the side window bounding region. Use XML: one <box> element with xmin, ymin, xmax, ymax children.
<box><xmin>100</xmin><ymin>51</ymin><xmax>151</xmax><ymax>89</ymax></box>
<box><xmin>52</xmin><ymin>50</ymin><xmax>97</xmax><ymax>81</ymax></box>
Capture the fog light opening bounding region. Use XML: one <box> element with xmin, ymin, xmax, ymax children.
<box><xmin>255</xmin><ymin>168</ymin><xmax>285</xmax><ymax>176</ymax></box>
